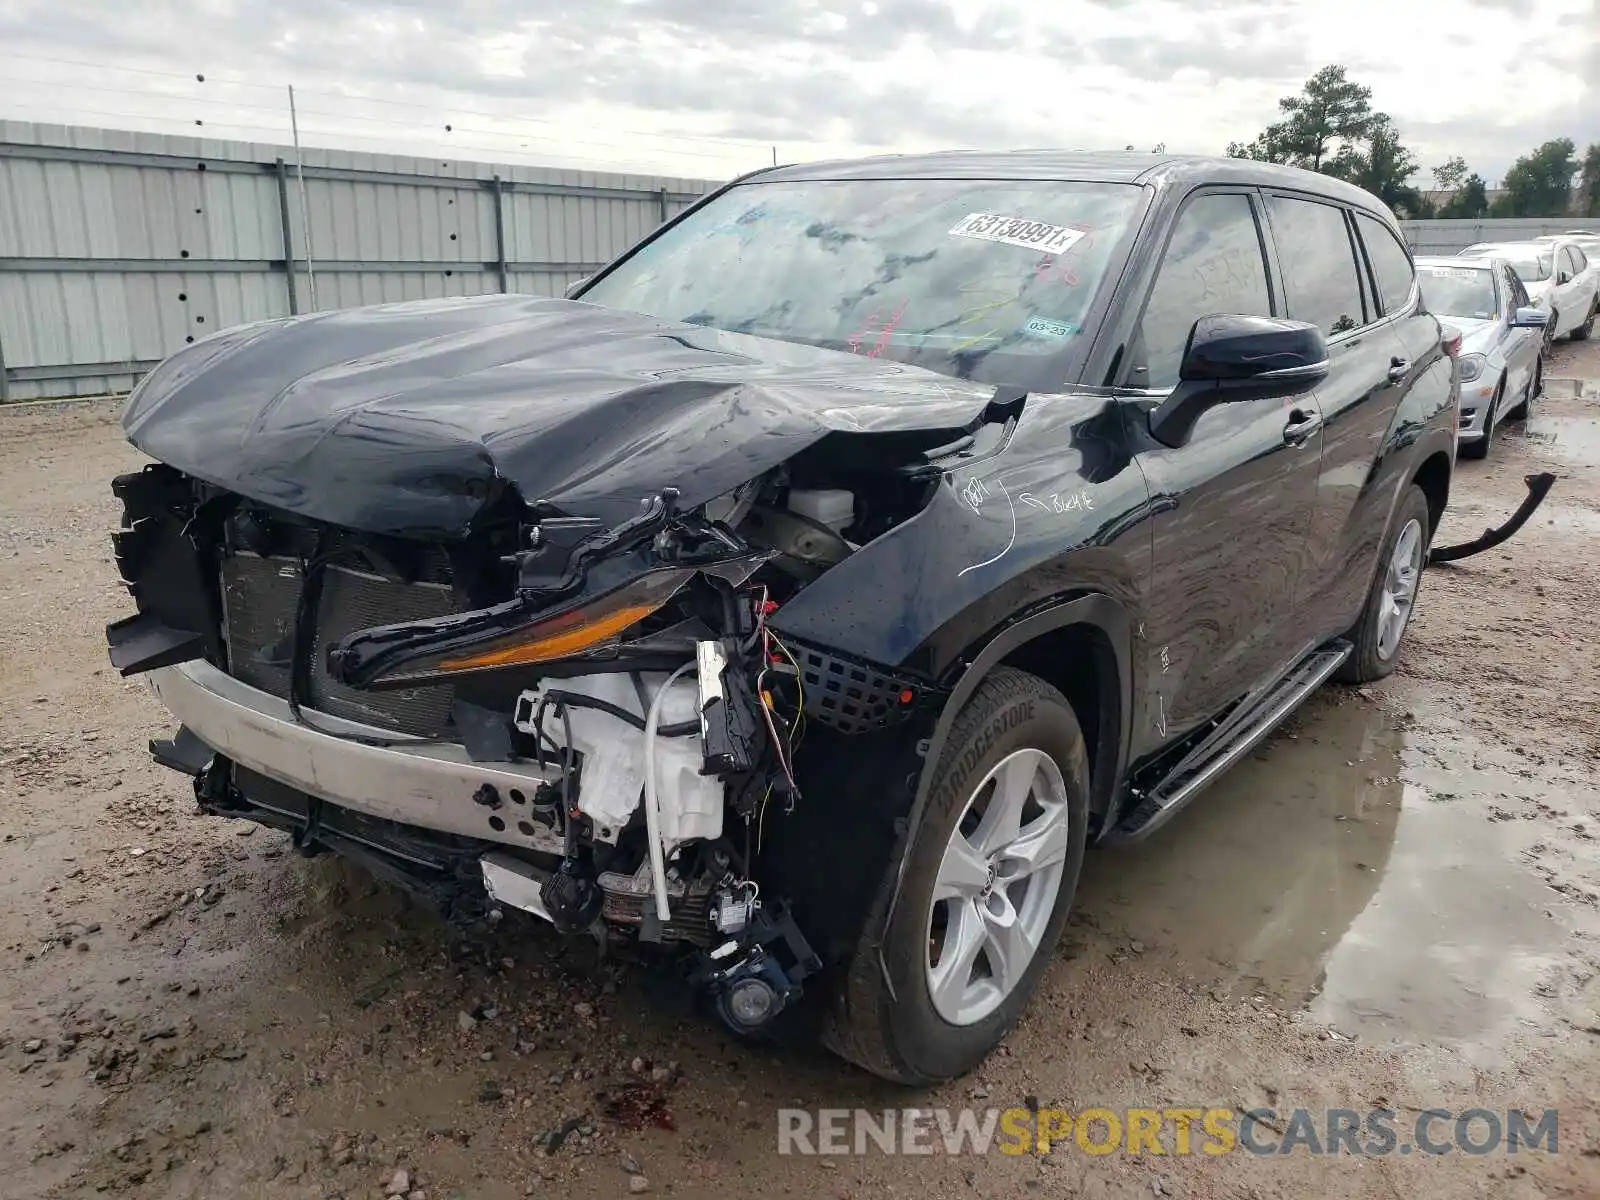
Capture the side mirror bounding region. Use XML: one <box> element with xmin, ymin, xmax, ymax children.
<box><xmin>1557</xmin><ymin>272</ymin><xmax>1572</xmax><ymax>285</ymax></box>
<box><xmin>564</xmin><ymin>276</ymin><xmax>592</xmax><ymax>299</ymax></box>
<box><xmin>1148</xmin><ymin>315</ymin><xmax>1329</xmax><ymax>448</ymax></box>
<box><xmin>1510</xmin><ymin>306</ymin><xmax>1549</xmax><ymax>329</ymax></box>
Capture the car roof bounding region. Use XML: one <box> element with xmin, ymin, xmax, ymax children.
<box><xmin>754</xmin><ymin>151</ymin><xmax>1392</xmax><ymax>216</ymax></box>
<box><xmin>1459</xmin><ymin>241</ymin><xmax>1551</xmax><ymax>256</ymax></box>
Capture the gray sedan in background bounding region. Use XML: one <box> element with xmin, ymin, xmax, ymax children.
<box><xmin>1416</xmin><ymin>255</ymin><xmax>1548</xmax><ymax>459</ymax></box>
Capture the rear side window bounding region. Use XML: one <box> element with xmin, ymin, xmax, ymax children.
<box><xmin>1133</xmin><ymin>192</ymin><xmax>1272</xmax><ymax>389</ymax></box>
<box><xmin>1266</xmin><ymin>195</ymin><xmax>1365</xmax><ymax>337</ymax></box>
<box><xmin>1563</xmin><ymin>246</ymin><xmax>1583</xmax><ymax>277</ymax></box>
<box><xmin>1355</xmin><ymin>212</ymin><xmax>1416</xmax><ymax>316</ymax></box>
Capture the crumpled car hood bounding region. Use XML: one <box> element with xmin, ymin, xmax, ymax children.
<box><xmin>123</xmin><ymin>295</ymin><xmax>996</xmax><ymax>536</ymax></box>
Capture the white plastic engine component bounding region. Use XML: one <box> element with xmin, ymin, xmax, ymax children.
<box><xmin>511</xmin><ymin>672</ymin><xmax>724</xmax><ymax>852</ymax></box>
<box><xmin>787</xmin><ymin>488</ymin><xmax>854</xmax><ymax>533</ymax></box>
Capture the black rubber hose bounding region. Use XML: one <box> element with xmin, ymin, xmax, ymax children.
<box><xmin>541</xmin><ymin>688</ymin><xmax>699</xmax><ymax>737</ymax></box>
<box><xmin>1429</xmin><ymin>472</ymin><xmax>1556</xmax><ymax>563</ymax></box>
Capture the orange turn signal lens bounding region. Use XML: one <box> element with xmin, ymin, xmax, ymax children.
<box><xmin>414</xmin><ymin>567</ymin><xmax>695</xmax><ymax>678</ymax></box>
<box><xmin>435</xmin><ymin>601</ymin><xmax>664</xmax><ymax>672</ymax></box>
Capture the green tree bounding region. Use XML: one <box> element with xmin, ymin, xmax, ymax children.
<box><xmin>1440</xmin><ymin>173</ymin><xmax>1490</xmax><ymax>219</ymax></box>
<box><xmin>1499</xmin><ymin>138</ymin><xmax>1579</xmax><ymax>217</ymax></box>
<box><xmin>1432</xmin><ymin>155</ymin><xmax>1469</xmax><ymax>193</ymax></box>
<box><xmin>1226</xmin><ymin>65</ymin><xmax>1380</xmax><ymax>171</ymax></box>
<box><xmin>1578</xmin><ymin>143</ymin><xmax>1600</xmax><ymax>216</ymax></box>
<box><xmin>1356</xmin><ymin>118</ymin><xmax>1425</xmax><ymax>214</ymax></box>
<box><xmin>1315</xmin><ymin>115</ymin><xmax>1427</xmax><ymax>216</ymax></box>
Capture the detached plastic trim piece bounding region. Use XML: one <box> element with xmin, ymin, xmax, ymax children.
<box><xmin>106</xmin><ymin>612</ymin><xmax>205</xmax><ymax>676</ymax></box>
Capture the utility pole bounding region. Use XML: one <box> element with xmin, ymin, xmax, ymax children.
<box><xmin>288</xmin><ymin>85</ymin><xmax>318</xmax><ymax>310</ymax></box>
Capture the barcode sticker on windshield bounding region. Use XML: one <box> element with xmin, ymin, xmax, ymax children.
<box><xmin>1422</xmin><ymin>267</ymin><xmax>1482</xmax><ymax>279</ymax></box>
<box><xmin>950</xmin><ymin>213</ymin><xmax>1086</xmax><ymax>255</ymax></box>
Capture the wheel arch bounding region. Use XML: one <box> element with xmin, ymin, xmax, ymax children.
<box><xmin>1411</xmin><ymin>448</ymin><xmax>1452</xmax><ymax>537</ymax></box>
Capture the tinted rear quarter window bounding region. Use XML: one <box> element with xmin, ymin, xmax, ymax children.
<box><xmin>1266</xmin><ymin>195</ymin><xmax>1365</xmax><ymax>336</ymax></box>
<box><xmin>1355</xmin><ymin>212</ymin><xmax>1416</xmax><ymax>316</ymax></box>
<box><xmin>1134</xmin><ymin>192</ymin><xmax>1272</xmax><ymax>389</ymax></box>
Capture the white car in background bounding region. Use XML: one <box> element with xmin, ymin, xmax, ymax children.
<box><xmin>1457</xmin><ymin>239</ymin><xmax>1599</xmax><ymax>342</ymax></box>
<box><xmin>1536</xmin><ymin>233</ymin><xmax>1600</xmax><ymax>301</ymax></box>
<box><xmin>1538</xmin><ymin>230</ymin><xmax>1600</xmax><ymax>257</ymax></box>
<box><xmin>1415</xmin><ymin>256</ymin><xmax>1548</xmax><ymax>459</ymax></box>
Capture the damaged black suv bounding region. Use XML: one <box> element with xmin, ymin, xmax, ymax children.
<box><xmin>107</xmin><ymin>152</ymin><xmax>1458</xmax><ymax>1084</ymax></box>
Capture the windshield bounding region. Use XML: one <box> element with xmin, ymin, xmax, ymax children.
<box><xmin>579</xmin><ymin>177</ymin><xmax>1146</xmax><ymax>386</ymax></box>
<box><xmin>1417</xmin><ymin>265</ymin><xmax>1497</xmax><ymax>320</ymax></box>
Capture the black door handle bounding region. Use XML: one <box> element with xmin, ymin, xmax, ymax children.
<box><xmin>1283</xmin><ymin>409</ymin><xmax>1322</xmax><ymax>446</ymax></box>
<box><xmin>1388</xmin><ymin>357</ymin><xmax>1411</xmax><ymax>383</ymax></box>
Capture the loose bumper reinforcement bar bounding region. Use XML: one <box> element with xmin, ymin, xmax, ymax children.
<box><xmin>148</xmin><ymin>660</ymin><xmax>564</xmax><ymax>856</ymax></box>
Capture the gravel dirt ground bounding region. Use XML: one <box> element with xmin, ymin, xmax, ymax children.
<box><xmin>3</xmin><ymin>342</ymin><xmax>1599</xmax><ymax>1200</ymax></box>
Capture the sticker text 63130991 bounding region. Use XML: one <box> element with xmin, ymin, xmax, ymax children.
<box><xmin>950</xmin><ymin>213</ymin><xmax>1086</xmax><ymax>256</ymax></box>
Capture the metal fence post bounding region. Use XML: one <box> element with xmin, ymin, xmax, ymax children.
<box><xmin>274</xmin><ymin>158</ymin><xmax>300</xmax><ymax>315</ymax></box>
<box><xmin>491</xmin><ymin>176</ymin><xmax>509</xmax><ymax>293</ymax></box>
<box><xmin>657</xmin><ymin>187</ymin><xmax>669</xmax><ymax>225</ymax></box>
<box><xmin>0</xmin><ymin>321</ymin><xmax>11</xmax><ymax>403</ymax></box>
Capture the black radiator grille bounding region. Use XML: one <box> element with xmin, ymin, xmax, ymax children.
<box><xmin>219</xmin><ymin>553</ymin><xmax>458</xmax><ymax>738</ymax></box>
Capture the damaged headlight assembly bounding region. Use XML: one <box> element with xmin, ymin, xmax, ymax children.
<box><xmin>317</xmin><ymin>487</ymin><xmax>823</xmax><ymax>1036</ymax></box>
<box><xmin>328</xmin><ymin>565</ymin><xmax>701</xmax><ymax>687</ymax></box>
<box><xmin>327</xmin><ymin>489</ymin><xmax>764</xmax><ymax>689</ymax></box>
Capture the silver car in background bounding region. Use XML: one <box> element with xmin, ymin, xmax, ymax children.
<box><xmin>1415</xmin><ymin>255</ymin><xmax>1548</xmax><ymax>460</ymax></box>
<box><xmin>1457</xmin><ymin>239</ymin><xmax>1599</xmax><ymax>342</ymax></box>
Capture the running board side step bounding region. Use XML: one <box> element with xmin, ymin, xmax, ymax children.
<box><xmin>1105</xmin><ymin>640</ymin><xmax>1352</xmax><ymax>844</ymax></box>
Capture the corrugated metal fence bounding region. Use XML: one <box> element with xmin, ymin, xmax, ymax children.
<box><xmin>0</xmin><ymin>122</ymin><xmax>718</xmax><ymax>400</ymax></box>
<box><xmin>1400</xmin><ymin>217</ymin><xmax>1600</xmax><ymax>255</ymax></box>
<box><xmin>6</xmin><ymin>122</ymin><xmax>1600</xmax><ymax>401</ymax></box>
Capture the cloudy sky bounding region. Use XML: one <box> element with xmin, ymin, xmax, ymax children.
<box><xmin>0</xmin><ymin>0</ymin><xmax>1595</xmax><ymax>184</ymax></box>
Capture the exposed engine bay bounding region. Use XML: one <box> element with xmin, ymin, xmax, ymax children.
<box><xmin>108</xmin><ymin>444</ymin><xmax>949</xmax><ymax>1036</ymax></box>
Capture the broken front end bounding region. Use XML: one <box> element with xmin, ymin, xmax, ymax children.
<box><xmin>107</xmin><ymin>460</ymin><xmax>939</xmax><ymax>1035</ymax></box>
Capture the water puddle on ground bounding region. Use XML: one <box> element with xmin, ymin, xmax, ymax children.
<box><xmin>1076</xmin><ymin>695</ymin><xmax>1587</xmax><ymax>1061</ymax></box>
<box><xmin>1524</xmin><ymin>413</ymin><xmax>1600</xmax><ymax>467</ymax></box>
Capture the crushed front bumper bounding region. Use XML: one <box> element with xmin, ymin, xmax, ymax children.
<box><xmin>149</xmin><ymin>659</ymin><xmax>565</xmax><ymax>857</ymax></box>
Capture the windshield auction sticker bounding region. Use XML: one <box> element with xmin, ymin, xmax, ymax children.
<box><xmin>950</xmin><ymin>213</ymin><xmax>1086</xmax><ymax>255</ymax></box>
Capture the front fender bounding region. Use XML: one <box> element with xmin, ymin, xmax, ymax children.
<box><xmin>768</xmin><ymin>393</ymin><xmax>1153</xmax><ymax>677</ymax></box>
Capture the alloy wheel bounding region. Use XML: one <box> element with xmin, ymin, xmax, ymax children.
<box><xmin>926</xmin><ymin>748</ymin><xmax>1071</xmax><ymax>1026</ymax></box>
<box><xmin>1376</xmin><ymin>518</ymin><xmax>1423</xmax><ymax>661</ymax></box>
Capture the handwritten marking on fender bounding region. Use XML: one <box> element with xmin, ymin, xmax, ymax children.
<box><xmin>960</xmin><ymin>476</ymin><xmax>992</xmax><ymax>513</ymax></box>
<box><xmin>956</xmin><ymin>477</ymin><xmax>1017</xmax><ymax>578</ymax></box>
<box><xmin>1019</xmin><ymin>489</ymin><xmax>1094</xmax><ymax>514</ymax></box>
